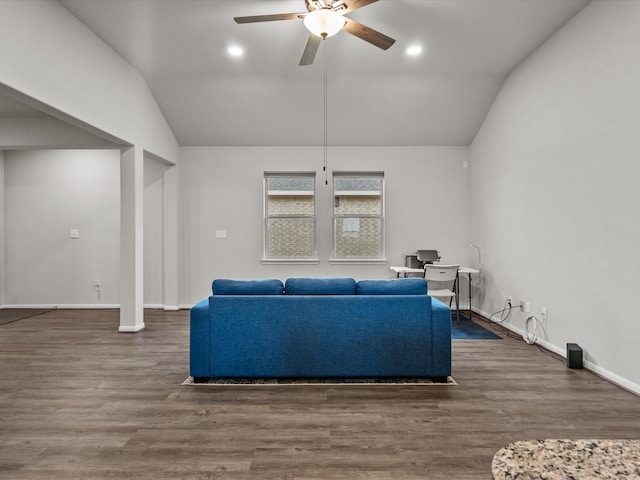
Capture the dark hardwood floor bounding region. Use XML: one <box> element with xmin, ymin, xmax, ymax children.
<box><xmin>1</xmin><ymin>308</ymin><xmax>639</xmax><ymax>479</ymax></box>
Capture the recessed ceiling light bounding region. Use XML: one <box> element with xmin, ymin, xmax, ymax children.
<box><xmin>228</xmin><ymin>46</ymin><xmax>244</xmax><ymax>57</ymax></box>
<box><xmin>406</xmin><ymin>45</ymin><xmax>422</xmax><ymax>56</ymax></box>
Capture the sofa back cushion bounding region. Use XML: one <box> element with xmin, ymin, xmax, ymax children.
<box><xmin>284</xmin><ymin>277</ymin><xmax>357</xmax><ymax>295</ymax></box>
<box><xmin>357</xmin><ymin>278</ymin><xmax>427</xmax><ymax>295</ymax></box>
<box><xmin>212</xmin><ymin>279</ymin><xmax>284</xmax><ymax>295</ymax></box>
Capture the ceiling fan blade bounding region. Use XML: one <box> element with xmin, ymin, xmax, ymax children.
<box><xmin>342</xmin><ymin>0</ymin><xmax>379</xmax><ymax>14</ymax></box>
<box><xmin>234</xmin><ymin>13</ymin><xmax>304</xmax><ymax>24</ymax></box>
<box><xmin>299</xmin><ymin>34</ymin><xmax>322</xmax><ymax>66</ymax></box>
<box><xmin>342</xmin><ymin>17</ymin><xmax>395</xmax><ymax>50</ymax></box>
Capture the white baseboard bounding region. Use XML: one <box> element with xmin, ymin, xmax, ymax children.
<box><xmin>1</xmin><ymin>304</ymin><xmax>119</xmax><ymax>309</ymax></box>
<box><xmin>118</xmin><ymin>323</ymin><xmax>146</xmax><ymax>333</ymax></box>
<box><xmin>471</xmin><ymin>306</ymin><xmax>640</xmax><ymax>397</ymax></box>
<box><xmin>144</xmin><ymin>304</ymin><xmax>165</xmax><ymax>309</ymax></box>
<box><xmin>584</xmin><ymin>360</ymin><xmax>640</xmax><ymax>397</ymax></box>
<box><xmin>1</xmin><ymin>304</ymin><xmax>186</xmax><ymax>310</ymax></box>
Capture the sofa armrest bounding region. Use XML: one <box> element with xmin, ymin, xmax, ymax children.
<box><xmin>190</xmin><ymin>298</ymin><xmax>211</xmax><ymax>378</ymax></box>
<box><xmin>430</xmin><ymin>297</ymin><xmax>452</xmax><ymax>377</ymax></box>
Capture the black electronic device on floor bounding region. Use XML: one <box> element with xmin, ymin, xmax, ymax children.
<box><xmin>566</xmin><ymin>343</ymin><xmax>583</xmax><ymax>369</ymax></box>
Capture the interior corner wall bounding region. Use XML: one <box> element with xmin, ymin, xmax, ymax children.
<box><xmin>143</xmin><ymin>156</ymin><xmax>165</xmax><ymax>307</ymax></box>
<box><xmin>470</xmin><ymin>0</ymin><xmax>640</xmax><ymax>391</ymax></box>
<box><xmin>4</xmin><ymin>149</ymin><xmax>120</xmax><ymax>307</ymax></box>
<box><xmin>178</xmin><ymin>146</ymin><xmax>471</xmax><ymax>305</ymax></box>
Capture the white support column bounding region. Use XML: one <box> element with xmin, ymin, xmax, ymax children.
<box><xmin>119</xmin><ymin>145</ymin><xmax>145</xmax><ymax>332</ymax></box>
<box><xmin>163</xmin><ymin>164</ymin><xmax>179</xmax><ymax>310</ymax></box>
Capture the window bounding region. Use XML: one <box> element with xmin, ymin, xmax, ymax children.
<box><xmin>264</xmin><ymin>173</ymin><xmax>316</xmax><ymax>260</ymax></box>
<box><xmin>332</xmin><ymin>172</ymin><xmax>384</xmax><ymax>260</ymax></box>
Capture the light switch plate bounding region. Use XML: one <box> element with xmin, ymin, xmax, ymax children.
<box><xmin>215</xmin><ymin>230</ymin><xmax>227</xmax><ymax>239</ymax></box>
<box><xmin>70</xmin><ymin>229</ymin><xmax>80</xmax><ymax>239</ymax></box>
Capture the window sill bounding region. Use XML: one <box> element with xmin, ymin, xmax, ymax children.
<box><xmin>329</xmin><ymin>258</ymin><xmax>388</xmax><ymax>265</ymax></box>
<box><xmin>261</xmin><ymin>258</ymin><xmax>320</xmax><ymax>265</ymax></box>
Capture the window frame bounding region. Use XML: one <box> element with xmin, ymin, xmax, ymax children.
<box><xmin>330</xmin><ymin>171</ymin><xmax>386</xmax><ymax>264</ymax></box>
<box><xmin>262</xmin><ymin>172</ymin><xmax>319</xmax><ymax>264</ymax></box>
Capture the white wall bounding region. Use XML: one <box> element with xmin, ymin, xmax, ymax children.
<box><xmin>144</xmin><ymin>157</ymin><xmax>165</xmax><ymax>306</ymax></box>
<box><xmin>179</xmin><ymin>146</ymin><xmax>471</xmax><ymax>305</ymax></box>
<box><xmin>0</xmin><ymin>0</ymin><xmax>178</xmax><ymax>163</ymax></box>
<box><xmin>470</xmin><ymin>0</ymin><xmax>640</xmax><ymax>391</ymax></box>
<box><xmin>0</xmin><ymin>0</ymin><xmax>180</xmax><ymax>325</ymax></box>
<box><xmin>2</xmin><ymin>149</ymin><xmax>168</xmax><ymax>309</ymax></box>
<box><xmin>4</xmin><ymin>149</ymin><xmax>120</xmax><ymax>306</ymax></box>
<box><xmin>0</xmin><ymin>151</ymin><xmax>5</xmax><ymax>305</ymax></box>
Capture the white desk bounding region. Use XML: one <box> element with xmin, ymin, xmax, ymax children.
<box><xmin>458</xmin><ymin>267</ymin><xmax>480</xmax><ymax>315</ymax></box>
<box><xmin>390</xmin><ymin>266</ymin><xmax>424</xmax><ymax>277</ymax></box>
<box><xmin>390</xmin><ymin>265</ymin><xmax>481</xmax><ymax>316</ymax></box>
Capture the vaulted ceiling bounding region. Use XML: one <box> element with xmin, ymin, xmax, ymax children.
<box><xmin>9</xmin><ymin>0</ymin><xmax>591</xmax><ymax>147</ymax></box>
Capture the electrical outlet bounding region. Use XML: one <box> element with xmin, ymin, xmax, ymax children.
<box><xmin>525</xmin><ymin>302</ymin><xmax>531</xmax><ymax>314</ymax></box>
<box><xmin>519</xmin><ymin>301</ymin><xmax>525</xmax><ymax>312</ymax></box>
<box><xmin>541</xmin><ymin>307</ymin><xmax>548</xmax><ymax>320</ymax></box>
<box><xmin>94</xmin><ymin>280</ymin><xmax>102</xmax><ymax>291</ymax></box>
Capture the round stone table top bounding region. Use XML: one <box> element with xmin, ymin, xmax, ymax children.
<box><xmin>492</xmin><ymin>439</ymin><xmax>640</xmax><ymax>479</ymax></box>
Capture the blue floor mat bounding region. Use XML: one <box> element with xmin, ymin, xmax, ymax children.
<box><xmin>451</xmin><ymin>314</ymin><xmax>501</xmax><ymax>339</ymax></box>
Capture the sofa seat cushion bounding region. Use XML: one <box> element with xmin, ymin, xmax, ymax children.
<box><xmin>357</xmin><ymin>278</ymin><xmax>427</xmax><ymax>295</ymax></box>
<box><xmin>284</xmin><ymin>277</ymin><xmax>356</xmax><ymax>295</ymax></box>
<box><xmin>212</xmin><ymin>279</ymin><xmax>284</xmax><ymax>295</ymax></box>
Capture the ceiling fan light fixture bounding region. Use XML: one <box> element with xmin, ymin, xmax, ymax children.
<box><xmin>304</xmin><ymin>9</ymin><xmax>344</xmax><ymax>38</ymax></box>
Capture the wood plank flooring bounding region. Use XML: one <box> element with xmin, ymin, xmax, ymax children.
<box><xmin>1</xmin><ymin>308</ymin><xmax>639</xmax><ymax>479</ymax></box>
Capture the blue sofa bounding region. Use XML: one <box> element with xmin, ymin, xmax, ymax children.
<box><xmin>190</xmin><ymin>277</ymin><xmax>451</xmax><ymax>382</ymax></box>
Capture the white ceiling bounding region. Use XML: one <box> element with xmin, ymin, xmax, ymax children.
<box><xmin>43</xmin><ymin>0</ymin><xmax>589</xmax><ymax>146</ymax></box>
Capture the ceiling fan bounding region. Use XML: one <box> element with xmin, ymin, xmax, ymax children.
<box><xmin>234</xmin><ymin>0</ymin><xmax>396</xmax><ymax>66</ymax></box>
